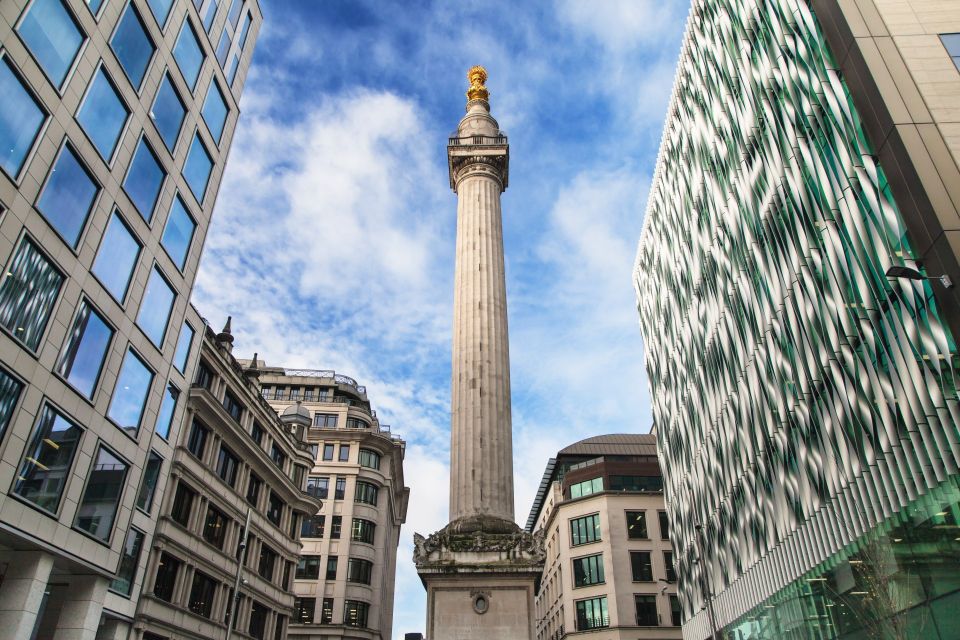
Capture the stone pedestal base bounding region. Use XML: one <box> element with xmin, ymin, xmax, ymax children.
<box><xmin>414</xmin><ymin>520</ymin><xmax>544</xmax><ymax>640</ymax></box>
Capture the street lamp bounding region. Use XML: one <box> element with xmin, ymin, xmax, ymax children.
<box><xmin>885</xmin><ymin>265</ymin><xmax>953</xmax><ymax>289</ymax></box>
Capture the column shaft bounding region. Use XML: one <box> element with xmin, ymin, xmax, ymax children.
<box><xmin>0</xmin><ymin>550</ymin><xmax>55</xmax><ymax>640</ymax></box>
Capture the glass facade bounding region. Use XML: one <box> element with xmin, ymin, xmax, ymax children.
<box><xmin>92</xmin><ymin>211</ymin><xmax>141</xmax><ymax>302</ymax></box>
<box><xmin>107</xmin><ymin>348</ymin><xmax>153</xmax><ymax>435</ymax></box>
<box><xmin>0</xmin><ymin>236</ymin><xmax>63</xmax><ymax>351</ymax></box>
<box><xmin>173</xmin><ymin>322</ymin><xmax>193</xmax><ymax>371</ymax></box>
<box><xmin>201</xmin><ymin>80</ymin><xmax>228</xmax><ymax>142</ymax></box>
<box><xmin>173</xmin><ymin>20</ymin><xmax>203</xmax><ymax>91</ymax></box>
<box><xmin>0</xmin><ymin>56</ymin><xmax>46</xmax><ymax>178</ymax></box>
<box><xmin>111</xmin><ymin>2</ymin><xmax>154</xmax><ymax>89</ymax></box>
<box><xmin>14</xmin><ymin>403</ymin><xmax>83</xmax><ymax>512</ymax></box>
<box><xmin>151</xmin><ymin>74</ymin><xmax>186</xmax><ymax>151</ymax></box>
<box><xmin>77</xmin><ymin>68</ymin><xmax>129</xmax><ymax>161</ymax></box>
<box><xmin>145</xmin><ymin>0</ymin><xmax>173</xmax><ymax>28</ymax></box>
<box><xmin>136</xmin><ymin>267</ymin><xmax>175</xmax><ymax>347</ymax></box>
<box><xmin>0</xmin><ymin>368</ymin><xmax>23</xmax><ymax>440</ymax></box>
<box><xmin>633</xmin><ymin>1</ymin><xmax>960</xmax><ymax>637</ymax></box>
<box><xmin>110</xmin><ymin>527</ymin><xmax>144</xmax><ymax>595</ymax></box>
<box><xmin>17</xmin><ymin>0</ymin><xmax>84</xmax><ymax>87</ymax></box>
<box><xmin>183</xmin><ymin>133</ymin><xmax>213</xmax><ymax>202</ymax></box>
<box><xmin>123</xmin><ymin>137</ymin><xmax>165</xmax><ymax>221</ymax></box>
<box><xmin>136</xmin><ymin>450</ymin><xmax>162</xmax><ymax>512</ymax></box>
<box><xmin>74</xmin><ymin>445</ymin><xmax>128</xmax><ymax>541</ymax></box>
<box><xmin>161</xmin><ymin>195</ymin><xmax>195</xmax><ymax>270</ymax></box>
<box><xmin>154</xmin><ymin>382</ymin><xmax>179</xmax><ymax>440</ymax></box>
<box><xmin>57</xmin><ymin>300</ymin><xmax>113</xmax><ymax>398</ymax></box>
<box><xmin>36</xmin><ymin>143</ymin><xmax>99</xmax><ymax>247</ymax></box>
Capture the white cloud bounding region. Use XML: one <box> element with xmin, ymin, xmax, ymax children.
<box><xmin>555</xmin><ymin>0</ymin><xmax>687</xmax><ymax>51</ymax></box>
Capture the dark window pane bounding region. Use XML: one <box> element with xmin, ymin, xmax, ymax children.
<box><xmin>123</xmin><ymin>137</ymin><xmax>165</xmax><ymax>221</ymax></box>
<box><xmin>155</xmin><ymin>382</ymin><xmax>178</xmax><ymax>440</ymax></box>
<box><xmin>626</xmin><ymin>511</ymin><xmax>648</xmax><ymax>539</ymax></box>
<box><xmin>150</xmin><ymin>74</ymin><xmax>185</xmax><ymax>151</ymax></box>
<box><xmin>572</xmin><ymin>553</ymin><xmax>604</xmax><ymax>587</ymax></box>
<box><xmin>335</xmin><ymin>477</ymin><xmax>346</xmax><ymax>500</ymax></box>
<box><xmin>0</xmin><ymin>368</ymin><xmax>24</xmax><ymax>440</ymax></box>
<box><xmin>194</xmin><ymin>360</ymin><xmax>213</xmax><ymax>389</ymax></box>
<box><xmin>92</xmin><ymin>211</ymin><xmax>141</xmax><ymax>302</ymax></box>
<box><xmin>110</xmin><ymin>527</ymin><xmax>144</xmax><ymax>595</ymax></box>
<box><xmin>575</xmin><ymin>596</ymin><xmax>609</xmax><ymax>630</ymax></box>
<box><xmin>245</xmin><ymin>473</ymin><xmax>261</xmax><ymax>506</ymax></box>
<box><xmin>111</xmin><ymin>3</ymin><xmax>154</xmax><ymax>88</ymax></box>
<box><xmin>322</xmin><ymin>444</ymin><xmax>333</xmax><ymax>461</ymax></box>
<box><xmin>227</xmin><ymin>52</ymin><xmax>240</xmax><ymax>85</ymax></box>
<box><xmin>136</xmin><ymin>267</ymin><xmax>175</xmax><ymax>347</ymax></box>
<box><xmin>145</xmin><ymin>0</ymin><xmax>173</xmax><ymax>27</ymax></box>
<box><xmin>570</xmin><ymin>513</ymin><xmax>601</xmax><ymax>546</ymax></box>
<box><xmin>294</xmin><ymin>597</ymin><xmax>315</xmax><ymax>624</ymax></box>
<box><xmin>0</xmin><ymin>237</ymin><xmax>63</xmax><ymax>350</ymax></box>
<box><xmin>201</xmin><ymin>81</ymin><xmax>228</xmax><ymax>142</ymax></box>
<box><xmin>216</xmin><ymin>445</ymin><xmax>239</xmax><ymax>486</ymax></box>
<box><xmin>250</xmin><ymin>422</ymin><xmax>263</xmax><ymax>445</ymax></box>
<box><xmin>338</xmin><ymin>444</ymin><xmax>349</xmax><ymax>462</ymax></box>
<box><xmin>57</xmin><ymin>300</ymin><xmax>112</xmax><ymax>398</ymax></box>
<box><xmin>183</xmin><ymin>133</ymin><xmax>213</xmax><ymax>202</ymax></box>
<box><xmin>670</xmin><ymin>595</ymin><xmax>681</xmax><ymax>626</ymax></box>
<box><xmin>107</xmin><ymin>348</ymin><xmax>153</xmax><ymax>435</ymax></box>
<box><xmin>351</xmin><ymin>518</ymin><xmax>374</xmax><ymax>544</ymax></box>
<box><xmin>173</xmin><ymin>20</ymin><xmax>203</xmax><ymax>90</ymax></box>
<box><xmin>659</xmin><ymin>510</ymin><xmax>670</xmax><ymax>540</ymax></box>
<box><xmin>186</xmin><ymin>420</ymin><xmax>208</xmax><ymax>458</ymax></box>
<box><xmin>306</xmin><ymin>476</ymin><xmax>328</xmax><ymax>499</ymax></box>
<box><xmin>330</xmin><ymin>515</ymin><xmax>341</xmax><ymax>539</ymax></box>
<box><xmin>173</xmin><ymin>322</ymin><xmax>193</xmax><ymax>372</ymax></box>
<box><xmin>630</xmin><ymin>551</ymin><xmax>653</xmax><ymax>582</ymax></box>
<box><xmin>301</xmin><ymin>514</ymin><xmax>324</xmax><ymax>538</ymax></box>
<box><xmin>161</xmin><ymin>195</ymin><xmax>195</xmax><ymax>269</ymax></box>
<box><xmin>75</xmin><ymin>446</ymin><xmax>128</xmax><ymax>541</ymax></box>
<box><xmin>355</xmin><ymin>480</ymin><xmax>377</xmax><ymax>506</ymax></box>
<box><xmin>296</xmin><ymin>555</ymin><xmax>320</xmax><ymax>580</ymax></box>
<box><xmin>326</xmin><ymin>556</ymin><xmax>337</xmax><ymax>579</ymax></box>
<box><xmin>0</xmin><ymin>57</ymin><xmax>46</xmax><ymax>177</ymax></box>
<box><xmin>37</xmin><ymin>143</ymin><xmax>98</xmax><ymax>247</ymax></box>
<box><xmin>188</xmin><ymin>570</ymin><xmax>216</xmax><ymax>618</ymax></box>
<box><xmin>136</xmin><ymin>450</ymin><xmax>162</xmax><ymax>512</ymax></box>
<box><xmin>170</xmin><ymin>481</ymin><xmax>195</xmax><ymax>526</ymax></box>
<box><xmin>664</xmin><ymin>551</ymin><xmax>676</xmax><ymax>583</ymax></box>
<box><xmin>77</xmin><ymin>68</ymin><xmax>129</xmax><ymax>160</ymax></box>
<box><xmin>346</xmin><ymin>558</ymin><xmax>372</xmax><ymax>585</ymax></box>
<box><xmin>17</xmin><ymin>0</ymin><xmax>84</xmax><ymax>87</ymax></box>
<box><xmin>202</xmin><ymin>505</ymin><xmax>227</xmax><ymax>549</ymax></box>
<box><xmin>267</xmin><ymin>491</ymin><xmax>283</xmax><ymax>526</ymax></box>
<box><xmin>248</xmin><ymin>601</ymin><xmax>267</xmax><ymax>640</ymax></box>
<box><xmin>320</xmin><ymin>598</ymin><xmax>333</xmax><ymax>623</ymax></box>
<box><xmin>153</xmin><ymin>552</ymin><xmax>180</xmax><ymax>601</ymax></box>
<box><xmin>258</xmin><ymin>544</ymin><xmax>276</xmax><ymax>581</ymax></box>
<box><xmin>635</xmin><ymin>594</ymin><xmax>658</xmax><ymax>626</ymax></box>
<box><xmin>343</xmin><ymin>600</ymin><xmax>368</xmax><ymax>628</ymax></box>
<box><xmin>14</xmin><ymin>404</ymin><xmax>82</xmax><ymax>511</ymax></box>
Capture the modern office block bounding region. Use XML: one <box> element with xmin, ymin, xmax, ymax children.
<box><xmin>527</xmin><ymin>434</ymin><xmax>681</xmax><ymax>640</ymax></box>
<box><xmin>256</xmin><ymin>365</ymin><xmax>409</xmax><ymax>640</ymax></box>
<box><xmin>0</xmin><ymin>0</ymin><xmax>260</xmax><ymax>637</ymax></box>
<box><xmin>136</xmin><ymin>315</ymin><xmax>321</xmax><ymax>640</ymax></box>
<box><xmin>634</xmin><ymin>1</ymin><xmax>960</xmax><ymax>638</ymax></box>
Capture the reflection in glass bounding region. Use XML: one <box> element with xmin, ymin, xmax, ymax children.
<box><xmin>123</xmin><ymin>138</ymin><xmax>165</xmax><ymax>221</ymax></box>
<box><xmin>0</xmin><ymin>368</ymin><xmax>23</xmax><ymax>441</ymax></box>
<box><xmin>237</xmin><ymin>12</ymin><xmax>252</xmax><ymax>50</ymax></box>
<box><xmin>77</xmin><ymin>68</ymin><xmax>129</xmax><ymax>160</ymax></box>
<box><xmin>0</xmin><ymin>237</ymin><xmax>63</xmax><ymax>350</ymax></box>
<box><xmin>227</xmin><ymin>52</ymin><xmax>240</xmax><ymax>85</ymax></box>
<box><xmin>215</xmin><ymin>30</ymin><xmax>230</xmax><ymax>67</ymax></box>
<box><xmin>110</xmin><ymin>527</ymin><xmax>144</xmax><ymax>595</ymax></box>
<box><xmin>36</xmin><ymin>144</ymin><xmax>99</xmax><ymax>247</ymax></box>
<box><xmin>17</xmin><ymin>0</ymin><xmax>84</xmax><ymax>87</ymax></box>
<box><xmin>57</xmin><ymin>300</ymin><xmax>113</xmax><ymax>398</ymax></box>
<box><xmin>14</xmin><ymin>404</ymin><xmax>83</xmax><ymax>512</ymax></box>
<box><xmin>108</xmin><ymin>348</ymin><xmax>153</xmax><ymax>435</ymax></box>
<box><xmin>111</xmin><ymin>2</ymin><xmax>154</xmax><ymax>88</ymax></box>
<box><xmin>145</xmin><ymin>0</ymin><xmax>173</xmax><ymax>27</ymax></box>
<box><xmin>173</xmin><ymin>323</ymin><xmax>193</xmax><ymax>372</ymax></box>
<box><xmin>155</xmin><ymin>382</ymin><xmax>179</xmax><ymax>440</ymax></box>
<box><xmin>150</xmin><ymin>74</ymin><xmax>185</xmax><ymax>151</ymax></box>
<box><xmin>92</xmin><ymin>212</ymin><xmax>141</xmax><ymax>302</ymax></box>
<box><xmin>74</xmin><ymin>446</ymin><xmax>128</xmax><ymax>541</ymax></box>
<box><xmin>136</xmin><ymin>450</ymin><xmax>162</xmax><ymax>512</ymax></box>
<box><xmin>183</xmin><ymin>134</ymin><xmax>213</xmax><ymax>202</ymax></box>
<box><xmin>0</xmin><ymin>57</ymin><xmax>47</xmax><ymax>177</ymax></box>
<box><xmin>173</xmin><ymin>20</ymin><xmax>203</xmax><ymax>90</ymax></box>
<box><xmin>202</xmin><ymin>81</ymin><xmax>228</xmax><ymax>142</ymax></box>
<box><xmin>161</xmin><ymin>195</ymin><xmax>195</xmax><ymax>269</ymax></box>
<box><xmin>203</xmin><ymin>0</ymin><xmax>219</xmax><ymax>32</ymax></box>
<box><xmin>136</xmin><ymin>267</ymin><xmax>175</xmax><ymax>347</ymax></box>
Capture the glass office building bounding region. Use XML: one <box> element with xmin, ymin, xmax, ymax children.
<box><xmin>634</xmin><ymin>1</ymin><xmax>960</xmax><ymax>638</ymax></box>
<box><xmin>0</xmin><ymin>0</ymin><xmax>260</xmax><ymax>636</ymax></box>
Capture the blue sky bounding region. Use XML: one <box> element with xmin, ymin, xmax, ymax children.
<box><xmin>192</xmin><ymin>0</ymin><xmax>689</xmax><ymax>635</ymax></box>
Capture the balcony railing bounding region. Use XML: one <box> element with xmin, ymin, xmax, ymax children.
<box><xmin>575</xmin><ymin>615</ymin><xmax>609</xmax><ymax>631</ymax></box>
<box><xmin>448</xmin><ymin>134</ymin><xmax>508</xmax><ymax>146</ymax></box>
<box><xmin>281</xmin><ymin>369</ymin><xmax>366</xmax><ymax>394</ymax></box>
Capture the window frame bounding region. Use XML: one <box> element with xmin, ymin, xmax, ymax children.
<box><xmin>106</xmin><ymin>346</ymin><xmax>155</xmax><ymax>438</ymax></box>
<box><xmin>122</xmin><ymin>133</ymin><xmax>166</xmax><ymax>223</ymax></box>
<box><xmin>55</xmin><ymin>297</ymin><xmax>114</xmax><ymax>400</ymax></box>
<box><xmin>91</xmin><ymin>209</ymin><xmax>143</xmax><ymax>305</ymax></box>
<box><xmin>75</xmin><ymin>63</ymin><xmax>131</xmax><ymax>164</ymax></box>
<box><xmin>108</xmin><ymin>0</ymin><xmax>156</xmax><ymax>92</ymax></box>
<box><xmin>73</xmin><ymin>442</ymin><xmax>130</xmax><ymax>544</ymax></box>
<box><xmin>15</xmin><ymin>0</ymin><xmax>87</xmax><ymax>92</ymax></box>
<box><xmin>12</xmin><ymin>401</ymin><xmax>84</xmax><ymax>515</ymax></box>
<box><xmin>34</xmin><ymin>139</ymin><xmax>101</xmax><ymax>249</ymax></box>
<box><xmin>0</xmin><ymin>233</ymin><xmax>65</xmax><ymax>352</ymax></box>
<box><xmin>0</xmin><ymin>53</ymin><xmax>49</xmax><ymax>181</ymax></box>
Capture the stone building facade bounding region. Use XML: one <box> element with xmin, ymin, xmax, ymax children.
<box><xmin>634</xmin><ymin>0</ymin><xmax>960</xmax><ymax>638</ymax></box>
<box><xmin>134</xmin><ymin>315</ymin><xmax>321</xmax><ymax>640</ymax></box>
<box><xmin>0</xmin><ymin>0</ymin><xmax>259</xmax><ymax>637</ymax></box>
<box><xmin>255</xmin><ymin>365</ymin><xmax>409</xmax><ymax>640</ymax></box>
<box><xmin>527</xmin><ymin>434</ymin><xmax>681</xmax><ymax>640</ymax></box>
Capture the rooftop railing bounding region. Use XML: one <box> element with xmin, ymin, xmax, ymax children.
<box><xmin>280</xmin><ymin>369</ymin><xmax>366</xmax><ymax>394</ymax></box>
<box><xmin>448</xmin><ymin>134</ymin><xmax>508</xmax><ymax>146</ymax></box>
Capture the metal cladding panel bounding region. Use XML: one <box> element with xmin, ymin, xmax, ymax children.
<box><xmin>633</xmin><ymin>0</ymin><xmax>960</xmax><ymax>636</ymax></box>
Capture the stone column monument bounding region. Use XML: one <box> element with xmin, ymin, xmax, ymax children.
<box><xmin>414</xmin><ymin>66</ymin><xmax>544</xmax><ymax>640</ymax></box>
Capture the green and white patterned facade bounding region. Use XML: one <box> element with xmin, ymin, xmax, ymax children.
<box><xmin>634</xmin><ymin>0</ymin><xmax>960</xmax><ymax>638</ymax></box>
